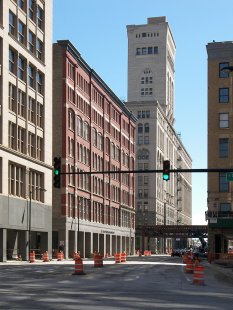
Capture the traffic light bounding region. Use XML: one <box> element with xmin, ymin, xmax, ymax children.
<box><xmin>53</xmin><ymin>157</ymin><xmax>61</xmax><ymax>188</ymax></box>
<box><xmin>163</xmin><ymin>160</ymin><xmax>170</xmax><ymax>181</ymax></box>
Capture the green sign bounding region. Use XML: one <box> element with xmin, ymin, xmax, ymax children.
<box><xmin>226</xmin><ymin>172</ymin><xmax>233</xmax><ymax>181</ymax></box>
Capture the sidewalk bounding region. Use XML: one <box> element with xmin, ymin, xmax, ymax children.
<box><xmin>204</xmin><ymin>259</ymin><xmax>233</xmax><ymax>281</ymax></box>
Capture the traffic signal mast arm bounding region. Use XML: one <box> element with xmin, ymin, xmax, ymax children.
<box><xmin>59</xmin><ymin>168</ymin><xmax>233</xmax><ymax>175</ymax></box>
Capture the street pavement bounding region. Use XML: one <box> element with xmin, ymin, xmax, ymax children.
<box><xmin>0</xmin><ymin>255</ymin><xmax>232</xmax><ymax>310</ymax></box>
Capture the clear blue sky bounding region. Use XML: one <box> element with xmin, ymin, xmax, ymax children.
<box><xmin>53</xmin><ymin>0</ymin><xmax>233</xmax><ymax>225</ymax></box>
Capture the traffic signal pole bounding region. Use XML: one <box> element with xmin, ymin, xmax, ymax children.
<box><xmin>58</xmin><ymin>168</ymin><xmax>233</xmax><ymax>175</ymax></box>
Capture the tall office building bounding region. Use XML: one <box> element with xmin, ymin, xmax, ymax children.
<box><xmin>206</xmin><ymin>41</ymin><xmax>233</xmax><ymax>255</ymax></box>
<box><xmin>126</xmin><ymin>17</ymin><xmax>192</xmax><ymax>252</ymax></box>
<box><xmin>53</xmin><ymin>40</ymin><xmax>136</xmax><ymax>259</ymax></box>
<box><xmin>0</xmin><ymin>0</ymin><xmax>53</xmax><ymax>262</ymax></box>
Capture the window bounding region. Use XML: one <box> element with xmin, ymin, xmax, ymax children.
<box><xmin>28</xmin><ymin>30</ymin><xmax>35</xmax><ymax>53</ymax></box>
<box><xmin>9</xmin><ymin>83</ymin><xmax>16</xmax><ymax>112</ymax></box>
<box><xmin>219</xmin><ymin>203</ymin><xmax>231</xmax><ymax>212</ymax></box>
<box><xmin>17</xmin><ymin>126</ymin><xmax>25</xmax><ymax>153</ymax></box>
<box><xmin>18</xmin><ymin>56</ymin><xmax>25</xmax><ymax>81</ymax></box>
<box><xmin>36</xmin><ymin>71</ymin><xmax>43</xmax><ymax>94</ymax></box>
<box><xmin>138</xmin><ymin>124</ymin><xmax>143</xmax><ymax>133</ymax></box>
<box><xmin>29</xmin><ymin>169</ymin><xmax>44</xmax><ymax>202</ymax></box>
<box><xmin>219</xmin><ymin>172</ymin><xmax>229</xmax><ymax>192</ymax></box>
<box><xmin>9</xmin><ymin>48</ymin><xmax>15</xmax><ymax>74</ymax></box>
<box><xmin>36</xmin><ymin>102</ymin><xmax>43</xmax><ymax>128</ymax></box>
<box><xmin>37</xmin><ymin>6</ymin><xmax>43</xmax><ymax>30</ymax></box>
<box><xmin>18</xmin><ymin>89</ymin><xmax>25</xmax><ymax>118</ymax></box>
<box><xmin>28</xmin><ymin>96</ymin><xmax>35</xmax><ymax>123</ymax></box>
<box><xmin>28</xmin><ymin>0</ymin><xmax>35</xmax><ymax>21</ymax></box>
<box><xmin>68</xmin><ymin>109</ymin><xmax>75</xmax><ymax>131</ymax></box>
<box><xmin>18</xmin><ymin>20</ymin><xmax>25</xmax><ymax>44</ymax></box>
<box><xmin>219</xmin><ymin>113</ymin><xmax>229</xmax><ymax>128</ymax></box>
<box><xmin>28</xmin><ymin>132</ymin><xmax>35</xmax><ymax>157</ymax></box>
<box><xmin>219</xmin><ymin>88</ymin><xmax>229</xmax><ymax>103</ymax></box>
<box><xmin>138</xmin><ymin>176</ymin><xmax>143</xmax><ymax>186</ymax></box>
<box><xmin>8</xmin><ymin>121</ymin><xmax>16</xmax><ymax>149</ymax></box>
<box><xmin>9</xmin><ymin>163</ymin><xmax>25</xmax><ymax>197</ymax></box>
<box><xmin>18</xmin><ymin>0</ymin><xmax>25</xmax><ymax>11</ymax></box>
<box><xmin>219</xmin><ymin>138</ymin><xmax>229</xmax><ymax>158</ymax></box>
<box><xmin>144</xmin><ymin>123</ymin><xmax>149</xmax><ymax>133</ymax></box>
<box><xmin>36</xmin><ymin>38</ymin><xmax>43</xmax><ymax>60</ymax></box>
<box><xmin>144</xmin><ymin>176</ymin><xmax>148</xmax><ymax>184</ymax></box>
<box><xmin>144</xmin><ymin>136</ymin><xmax>149</xmax><ymax>144</ymax></box>
<box><xmin>28</xmin><ymin>65</ymin><xmax>35</xmax><ymax>88</ymax></box>
<box><xmin>138</xmin><ymin>136</ymin><xmax>143</xmax><ymax>145</ymax></box>
<box><xmin>37</xmin><ymin>136</ymin><xmax>43</xmax><ymax>160</ymax></box>
<box><xmin>219</xmin><ymin>62</ymin><xmax>229</xmax><ymax>78</ymax></box>
<box><xmin>9</xmin><ymin>11</ymin><xmax>16</xmax><ymax>36</ymax></box>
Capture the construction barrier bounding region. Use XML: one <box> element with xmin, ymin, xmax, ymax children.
<box><xmin>29</xmin><ymin>251</ymin><xmax>35</xmax><ymax>263</ymax></box>
<box><xmin>183</xmin><ymin>253</ymin><xmax>189</xmax><ymax>264</ymax></box>
<box><xmin>42</xmin><ymin>251</ymin><xmax>49</xmax><ymax>262</ymax></box>
<box><xmin>121</xmin><ymin>252</ymin><xmax>127</xmax><ymax>263</ymax></box>
<box><xmin>73</xmin><ymin>257</ymin><xmax>85</xmax><ymax>275</ymax></box>
<box><xmin>57</xmin><ymin>251</ymin><xmax>63</xmax><ymax>261</ymax></box>
<box><xmin>185</xmin><ymin>259</ymin><xmax>193</xmax><ymax>273</ymax></box>
<box><xmin>94</xmin><ymin>253</ymin><xmax>103</xmax><ymax>267</ymax></box>
<box><xmin>73</xmin><ymin>252</ymin><xmax>80</xmax><ymax>260</ymax></box>
<box><xmin>114</xmin><ymin>253</ymin><xmax>121</xmax><ymax>263</ymax></box>
<box><xmin>193</xmin><ymin>264</ymin><xmax>204</xmax><ymax>285</ymax></box>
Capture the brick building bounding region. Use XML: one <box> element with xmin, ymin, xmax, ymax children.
<box><xmin>53</xmin><ymin>40</ymin><xmax>136</xmax><ymax>258</ymax></box>
<box><xmin>206</xmin><ymin>41</ymin><xmax>233</xmax><ymax>255</ymax></box>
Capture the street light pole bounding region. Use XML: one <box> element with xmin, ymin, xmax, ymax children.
<box><xmin>28</xmin><ymin>190</ymin><xmax>32</xmax><ymax>256</ymax></box>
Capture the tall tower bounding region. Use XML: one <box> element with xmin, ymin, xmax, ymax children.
<box><xmin>126</xmin><ymin>17</ymin><xmax>192</xmax><ymax>253</ymax></box>
<box><xmin>127</xmin><ymin>16</ymin><xmax>176</xmax><ymax>125</ymax></box>
<box><xmin>206</xmin><ymin>41</ymin><xmax>233</xmax><ymax>255</ymax></box>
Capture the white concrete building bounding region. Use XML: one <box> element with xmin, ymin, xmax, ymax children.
<box><xmin>126</xmin><ymin>17</ymin><xmax>192</xmax><ymax>252</ymax></box>
<box><xmin>0</xmin><ymin>0</ymin><xmax>53</xmax><ymax>261</ymax></box>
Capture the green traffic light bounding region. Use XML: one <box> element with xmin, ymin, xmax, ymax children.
<box><xmin>163</xmin><ymin>174</ymin><xmax>169</xmax><ymax>181</ymax></box>
<box><xmin>54</xmin><ymin>169</ymin><xmax>59</xmax><ymax>175</ymax></box>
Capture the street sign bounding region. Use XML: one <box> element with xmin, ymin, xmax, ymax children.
<box><xmin>226</xmin><ymin>172</ymin><xmax>233</xmax><ymax>181</ymax></box>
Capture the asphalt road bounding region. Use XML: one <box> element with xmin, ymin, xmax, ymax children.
<box><xmin>0</xmin><ymin>255</ymin><xmax>232</xmax><ymax>310</ymax></box>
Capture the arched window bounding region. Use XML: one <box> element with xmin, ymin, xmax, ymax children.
<box><xmin>77</xmin><ymin>116</ymin><xmax>83</xmax><ymax>136</ymax></box>
<box><xmin>106</xmin><ymin>137</ymin><xmax>110</xmax><ymax>155</ymax></box>
<box><xmin>83</xmin><ymin>122</ymin><xmax>90</xmax><ymax>140</ymax></box>
<box><xmin>68</xmin><ymin>109</ymin><xmax>75</xmax><ymax>131</ymax></box>
<box><xmin>93</xmin><ymin>128</ymin><xmax>97</xmax><ymax>146</ymax></box>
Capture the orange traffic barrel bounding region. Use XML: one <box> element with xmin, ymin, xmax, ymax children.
<box><xmin>193</xmin><ymin>264</ymin><xmax>204</xmax><ymax>285</ymax></box>
<box><xmin>29</xmin><ymin>251</ymin><xmax>35</xmax><ymax>263</ymax></box>
<box><xmin>121</xmin><ymin>252</ymin><xmax>127</xmax><ymax>263</ymax></box>
<box><xmin>185</xmin><ymin>259</ymin><xmax>193</xmax><ymax>273</ymax></box>
<box><xmin>57</xmin><ymin>251</ymin><xmax>63</xmax><ymax>261</ymax></box>
<box><xmin>42</xmin><ymin>251</ymin><xmax>49</xmax><ymax>262</ymax></box>
<box><xmin>73</xmin><ymin>257</ymin><xmax>85</xmax><ymax>275</ymax></box>
<box><xmin>114</xmin><ymin>253</ymin><xmax>121</xmax><ymax>263</ymax></box>
<box><xmin>94</xmin><ymin>253</ymin><xmax>103</xmax><ymax>267</ymax></box>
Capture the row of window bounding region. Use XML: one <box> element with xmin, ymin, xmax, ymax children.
<box><xmin>137</xmin><ymin>110</ymin><xmax>150</xmax><ymax>119</ymax></box>
<box><xmin>9</xmin><ymin>121</ymin><xmax>43</xmax><ymax>160</ymax></box>
<box><xmin>9</xmin><ymin>83</ymin><xmax>43</xmax><ymax>128</ymax></box>
<box><xmin>136</xmin><ymin>46</ymin><xmax>158</xmax><ymax>55</ymax></box>
<box><xmin>136</xmin><ymin>32</ymin><xmax>159</xmax><ymax>38</ymax></box>
<box><xmin>9</xmin><ymin>47</ymin><xmax>44</xmax><ymax>95</ymax></box>
<box><xmin>9</xmin><ymin>162</ymin><xmax>44</xmax><ymax>200</ymax></box>
<box><xmin>67</xmin><ymin>195</ymin><xmax>133</xmax><ymax>227</ymax></box>
<box><xmin>9</xmin><ymin>8</ymin><xmax>44</xmax><ymax>60</ymax></box>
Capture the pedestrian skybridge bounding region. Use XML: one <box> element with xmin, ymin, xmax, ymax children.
<box><xmin>136</xmin><ymin>225</ymin><xmax>208</xmax><ymax>238</ymax></box>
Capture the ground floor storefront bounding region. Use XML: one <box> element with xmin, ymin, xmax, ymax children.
<box><xmin>52</xmin><ymin>220</ymin><xmax>135</xmax><ymax>259</ymax></box>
